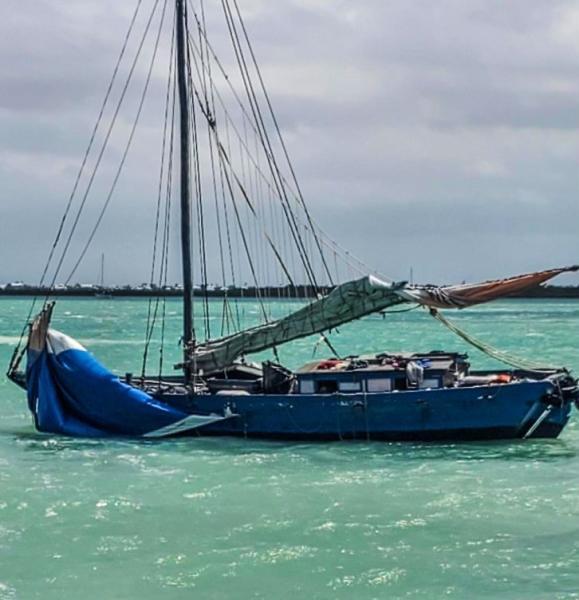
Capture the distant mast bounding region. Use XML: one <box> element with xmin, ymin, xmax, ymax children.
<box><xmin>176</xmin><ymin>0</ymin><xmax>194</xmax><ymax>382</ymax></box>
<box><xmin>100</xmin><ymin>253</ymin><xmax>105</xmax><ymax>289</ymax></box>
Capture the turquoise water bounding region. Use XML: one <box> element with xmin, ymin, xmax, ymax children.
<box><xmin>1</xmin><ymin>297</ymin><xmax>579</xmax><ymax>599</ymax></box>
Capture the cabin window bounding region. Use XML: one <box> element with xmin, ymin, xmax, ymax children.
<box><xmin>316</xmin><ymin>380</ymin><xmax>338</xmax><ymax>394</ymax></box>
<box><xmin>393</xmin><ymin>378</ymin><xmax>407</xmax><ymax>391</ymax></box>
<box><xmin>366</xmin><ymin>378</ymin><xmax>392</xmax><ymax>393</ymax></box>
<box><xmin>300</xmin><ymin>379</ymin><xmax>315</xmax><ymax>394</ymax></box>
<box><xmin>338</xmin><ymin>381</ymin><xmax>361</xmax><ymax>393</ymax></box>
<box><xmin>420</xmin><ymin>378</ymin><xmax>440</xmax><ymax>389</ymax></box>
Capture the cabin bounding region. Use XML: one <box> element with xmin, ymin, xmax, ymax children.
<box><xmin>197</xmin><ymin>351</ymin><xmax>471</xmax><ymax>396</ymax></box>
<box><xmin>294</xmin><ymin>352</ymin><xmax>470</xmax><ymax>395</ymax></box>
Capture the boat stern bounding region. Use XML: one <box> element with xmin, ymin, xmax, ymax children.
<box><xmin>520</xmin><ymin>371</ymin><xmax>578</xmax><ymax>439</ymax></box>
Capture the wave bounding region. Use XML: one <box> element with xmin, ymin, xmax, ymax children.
<box><xmin>0</xmin><ymin>336</ymin><xmax>22</xmax><ymax>346</ymax></box>
<box><xmin>79</xmin><ymin>338</ymin><xmax>144</xmax><ymax>346</ymax></box>
<box><xmin>0</xmin><ymin>335</ymin><xmax>145</xmax><ymax>347</ymax></box>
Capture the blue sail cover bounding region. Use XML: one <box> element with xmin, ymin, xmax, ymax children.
<box><xmin>26</xmin><ymin>326</ymin><xmax>225</xmax><ymax>437</ymax></box>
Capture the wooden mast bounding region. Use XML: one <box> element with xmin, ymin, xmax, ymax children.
<box><xmin>176</xmin><ymin>0</ymin><xmax>194</xmax><ymax>383</ymax></box>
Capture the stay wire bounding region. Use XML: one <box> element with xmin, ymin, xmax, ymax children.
<box><xmin>189</xmin><ymin>4</ymin><xmax>384</xmax><ymax>282</ymax></box>
<box><xmin>215</xmin><ymin>140</ymin><xmax>295</xmax><ymax>287</ymax></box>
<box><xmin>148</xmin><ymin>8</ymin><xmax>176</xmax><ymax>289</ymax></box>
<box><xmin>221</xmin><ymin>117</ymin><xmax>242</xmax><ymax>330</ymax></box>
<box><xmin>223</xmin><ymin>0</ymin><xmax>319</xmax><ymax>293</ymax></box>
<box><xmin>231</xmin><ymin>0</ymin><xmax>334</xmax><ymax>286</ymax></box>
<box><xmin>187</xmin><ymin>24</ymin><xmax>288</xmax><ymax>296</ymax></box>
<box><xmin>220</xmin><ymin>0</ymin><xmax>318</xmax><ymax>290</ymax></box>
<box><xmin>216</xmin><ymin>138</ymin><xmax>269</xmax><ymax>323</ymax></box>
<box><xmin>142</xmin><ymin>4</ymin><xmax>175</xmax><ymax>378</ymax></box>
<box><xmin>7</xmin><ymin>0</ymin><xmax>144</xmax><ymax>375</ymax></box>
<box><xmin>41</xmin><ymin>0</ymin><xmax>144</xmax><ymax>294</ymax></box>
<box><xmin>65</xmin><ymin>0</ymin><xmax>169</xmax><ymax>285</ymax></box>
<box><xmin>181</xmin><ymin>36</ymin><xmax>297</xmax><ymax>292</ymax></box>
<box><xmin>51</xmin><ymin>0</ymin><xmax>162</xmax><ymax>290</ymax></box>
<box><xmin>185</xmin><ymin>18</ymin><xmax>211</xmax><ymax>341</ymax></box>
<box><xmin>198</xmin><ymin>0</ymin><xmax>230</xmax><ymax>333</ymax></box>
<box><xmin>185</xmin><ymin>20</ymin><xmax>331</xmax><ymax>290</ymax></box>
<box><xmin>158</xmin><ymin>72</ymin><xmax>177</xmax><ymax>380</ymax></box>
<box><xmin>185</xmin><ymin>19</ymin><xmax>240</xmax><ymax>333</ymax></box>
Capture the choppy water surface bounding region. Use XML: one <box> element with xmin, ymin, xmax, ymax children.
<box><xmin>1</xmin><ymin>297</ymin><xmax>579</xmax><ymax>599</ymax></box>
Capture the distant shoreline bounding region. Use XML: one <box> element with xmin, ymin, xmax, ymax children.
<box><xmin>1</xmin><ymin>285</ymin><xmax>578</xmax><ymax>299</ymax></box>
<box><xmin>0</xmin><ymin>285</ymin><xmax>325</xmax><ymax>299</ymax></box>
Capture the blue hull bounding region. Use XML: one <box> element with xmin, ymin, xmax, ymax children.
<box><xmin>162</xmin><ymin>381</ymin><xmax>571</xmax><ymax>441</ymax></box>
<box><xmin>21</xmin><ymin>327</ymin><xmax>574</xmax><ymax>440</ymax></box>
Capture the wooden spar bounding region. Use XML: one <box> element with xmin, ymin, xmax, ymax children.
<box><xmin>176</xmin><ymin>0</ymin><xmax>194</xmax><ymax>383</ymax></box>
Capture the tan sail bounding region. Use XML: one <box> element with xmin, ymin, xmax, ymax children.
<box><xmin>399</xmin><ymin>266</ymin><xmax>578</xmax><ymax>308</ymax></box>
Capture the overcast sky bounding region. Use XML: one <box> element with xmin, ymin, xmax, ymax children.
<box><xmin>0</xmin><ymin>0</ymin><xmax>578</xmax><ymax>286</ymax></box>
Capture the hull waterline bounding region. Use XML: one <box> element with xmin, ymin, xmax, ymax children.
<box><xmin>161</xmin><ymin>382</ymin><xmax>571</xmax><ymax>441</ymax></box>
<box><xmin>12</xmin><ymin>315</ymin><xmax>577</xmax><ymax>441</ymax></box>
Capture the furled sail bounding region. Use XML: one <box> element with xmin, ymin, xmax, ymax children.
<box><xmin>399</xmin><ymin>266</ymin><xmax>578</xmax><ymax>309</ymax></box>
<box><xmin>191</xmin><ymin>266</ymin><xmax>578</xmax><ymax>372</ymax></box>
<box><xmin>192</xmin><ymin>276</ymin><xmax>408</xmax><ymax>373</ymax></box>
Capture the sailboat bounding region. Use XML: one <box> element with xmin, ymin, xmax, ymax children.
<box><xmin>6</xmin><ymin>0</ymin><xmax>579</xmax><ymax>440</ymax></box>
<box><xmin>94</xmin><ymin>253</ymin><xmax>112</xmax><ymax>298</ymax></box>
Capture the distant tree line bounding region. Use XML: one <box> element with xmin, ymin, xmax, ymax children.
<box><xmin>1</xmin><ymin>283</ymin><xmax>578</xmax><ymax>299</ymax></box>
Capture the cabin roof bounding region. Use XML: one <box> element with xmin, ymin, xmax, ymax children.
<box><xmin>296</xmin><ymin>352</ymin><xmax>464</xmax><ymax>376</ymax></box>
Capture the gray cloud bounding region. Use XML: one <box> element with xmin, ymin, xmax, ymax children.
<box><xmin>0</xmin><ymin>0</ymin><xmax>578</xmax><ymax>287</ymax></box>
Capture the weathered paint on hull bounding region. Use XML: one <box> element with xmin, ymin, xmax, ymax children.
<box><xmin>160</xmin><ymin>380</ymin><xmax>571</xmax><ymax>441</ymax></box>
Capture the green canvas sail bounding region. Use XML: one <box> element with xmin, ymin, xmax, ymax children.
<box><xmin>190</xmin><ymin>266</ymin><xmax>577</xmax><ymax>373</ymax></box>
<box><xmin>191</xmin><ymin>276</ymin><xmax>407</xmax><ymax>373</ymax></box>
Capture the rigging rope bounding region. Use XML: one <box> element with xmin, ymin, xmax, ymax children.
<box><xmin>142</xmin><ymin>3</ymin><xmax>176</xmax><ymax>379</ymax></box>
<box><xmin>185</xmin><ymin>10</ymin><xmax>211</xmax><ymax>341</ymax></box>
<box><xmin>183</xmin><ymin>23</ymin><xmax>299</xmax><ymax>300</ymax></box>
<box><xmin>220</xmin><ymin>0</ymin><xmax>319</xmax><ymax>292</ymax></box>
<box><xmin>157</xmin><ymin>74</ymin><xmax>176</xmax><ymax>380</ymax></box>
<box><xmin>40</xmin><ymin>0</ymin><xmax>144</xmax><ymax>294</ymax></box>
<box><xmin>65</xmin><ymin>0</ymin><xmax>170</xmax><ymax>285</ymax></box>
<box><xmin>231</xmin><ymin>0</ymin><xmax>334</xmax><ymax>287</ymax></box>
<box><xmin>149</xmin><ymin>6</ymin><xmax>176</xmax><ymax>291</ymax></box>
<box><xmin>186</xmin><ymin>7</ymin><xmax>385</xmax><ymax>283</ymax></box>
<box><xmin>52</xmin><ymin>0</ymin><xmax>162</xmax><ymax>289</ymax></box>
<box><xmin>429</xmin><ymin>308</ymin><xmax>559</xmax><ymax>372</ymax></box>
<box><xmin>7</xmin><ymin>0</ymin><xmax>145</xmax><ymax>377</ymax></box>
<box><xmin>220</xmin><ymin>118</ymin><xmax>242</xmax><ymax>330</ymax></box>
<box><xmin>215</xmin><ymin>141</ymin><xmax>296</xmax><ymax>286</ymax></box>
<box><xmin>217</xmin><ymin>137</ymin><xmax>270</xmax><ymax>323</ymax></box>
<box><xmin>198</xmin><ymin>0</ymin><xmax>232</xmax><ymax>335</ymax></box>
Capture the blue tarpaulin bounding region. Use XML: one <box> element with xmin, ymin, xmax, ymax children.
<box><xmin>26</xmin><ymin>323</ymin><xmax>226</xmax><ymax>437</ymax></box>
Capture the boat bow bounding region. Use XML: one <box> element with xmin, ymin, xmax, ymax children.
<box><xmin>24</xmin><ymin>306</ymin><xmax>235</xmax><ymax>437</ymax></box>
